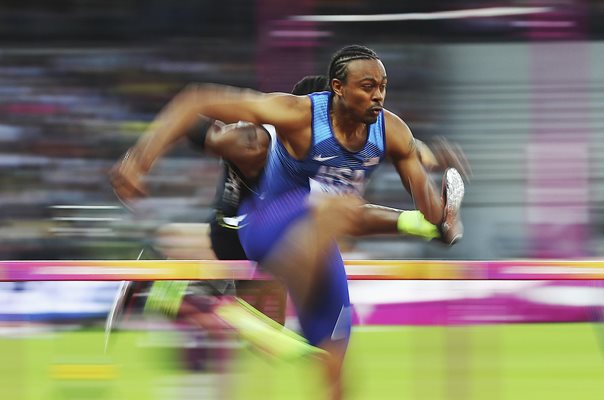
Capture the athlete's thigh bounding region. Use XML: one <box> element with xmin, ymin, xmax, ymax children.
<box><xmin>294</xmin><ymin>245</ymin><xmax>352</xmax><ymax>347</ymax></box>
<box><xmin>237</xmin><ymin>189</ymin><xmax>308</xmax><ymax>262</ymax></box>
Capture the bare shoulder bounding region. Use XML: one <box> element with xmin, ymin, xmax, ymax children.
<box><xmin>266</xmin><ymin>92</ymin><xmax>311</xmax><ymax>110</ymax></box>
<box><xmin>184</xmin><ymin>83</ymin><xmax>310</xmax><ymax>126</ymax></box>
<box><xmin>383</xmin><ymin>109</ymin><xmax>412</xmax><ymax>136</ymax></box>
<box><xmin>383</xmin><ymin>109</ymin><xmax>416</xmax><ymax>159</ymax></box>
<box><xmin>263</xmin><ymin>93</ymin><xmax>311</xmax><ymax>131</ymax></box>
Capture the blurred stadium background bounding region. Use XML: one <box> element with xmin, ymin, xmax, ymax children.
<box><xmin>2</xmin><ymin>0</ymin><xmax>604</xmax><ymax>399</ymax></box>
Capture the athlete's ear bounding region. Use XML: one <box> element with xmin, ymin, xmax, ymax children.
<box><xmin>331</xmin><ymin>79</ymin><xmax>344</xmax><ymax>96</ymax></box>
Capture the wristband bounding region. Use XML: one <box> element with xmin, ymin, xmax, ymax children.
<box><xmin>396</xmin><ymin>211</ymin><xmax>440</xmax><ymax>241</ymax></box>
<box><xmin>186</xmin><ymin>118</ymin><xmax>215</xmax><ymax>149</ymax></box>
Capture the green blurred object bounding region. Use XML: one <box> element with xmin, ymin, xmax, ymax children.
<box><xmin>144</xmin><ymin>280</ymin><xmax>189</xmax><ymax>317</ymax></box>
<box><xmin>231</xmin><ymin>323</ymin><xmax>604</xmax><ymax>400</ymax></box>
<box><xmin>216</xmin><ymin>298</ymin><xmax>327</xmax><ymax>362</ymax></box>
<box><xmin>0</xmin><ymin>330</ymin><xmax>176</xmax><ymax>400</ymax></box>
<box><xmin>2</xmin><ymin>323</ymin><xmax>604</xmax><ymax>399</ymax></box>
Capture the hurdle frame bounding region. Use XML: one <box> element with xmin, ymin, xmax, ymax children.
<box><xmin>2</xmin><ymin>259</ymin><xmax>604</xmax><ymax>281</ymax></box>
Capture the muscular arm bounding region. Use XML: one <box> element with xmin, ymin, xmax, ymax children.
<box><xmin>111</xmin><ymin>84</ymin><xmax>308</xmax><ymax>201</ymax></box>
<box><xmin>134</xmin><ymin>84</ymin><xmax>307</xmax><ymax>171</ymax></box>
<box><xmin>384</xmin><ymin>110</ymin><xmax>444</xmax><ymax>225</ymax></box>
<box><xmin>416</xmin><ymin>137</ymin><xmax>472</xmax><ymax>181</ymax></box>
<box><xmin>185</xmin><ymin>116</ymin><xmax>224</xmax><ymax>151</ymax></box>
<box><xmin>415</xmin><ymin>139</ymin><xmax>439</xmax><ymax>170</ymax></box>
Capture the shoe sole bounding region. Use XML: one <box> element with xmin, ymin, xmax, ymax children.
<box><xmin>443</xmin><ymin>168</ymin><xmax>465</xmax><ymax>245</ymax></box>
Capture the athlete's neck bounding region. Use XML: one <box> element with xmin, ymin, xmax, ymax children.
<box><xmin>330</xmin><ymin>100</ymin><xmax>367</xmax><ymax>152</ymax></box>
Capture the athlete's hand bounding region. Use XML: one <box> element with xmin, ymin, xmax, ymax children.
<box><xmin>419</xmin><ymin>137</ymin><xmax>472</xmax><ymax>182</ymax></box>
<box><xmin>109</xmin><ymin>148</ymin><xmax>149</xmax><ymax>207</ymax></box>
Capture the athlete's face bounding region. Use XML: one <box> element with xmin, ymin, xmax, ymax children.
<box><xmin>333</xmin><ymin>59</ymin><xmax>387</xmax><ymax>124</ymax></box>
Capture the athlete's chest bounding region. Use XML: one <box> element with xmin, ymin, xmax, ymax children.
<box><xmin>307</xmin><ymin>137</ymin><xmax>382</xmax><ymax>171</ymax></box>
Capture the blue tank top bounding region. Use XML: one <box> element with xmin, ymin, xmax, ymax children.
<box><xmin>259</xmin><ymin>91</ymin><xmax>386</xmax><ymax>200</ymax></box>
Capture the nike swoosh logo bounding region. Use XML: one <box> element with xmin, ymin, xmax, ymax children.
<box><xmin>313</xmin><ymin>155</ymin><xmax>338</xmax><ymax>162</ymax></box>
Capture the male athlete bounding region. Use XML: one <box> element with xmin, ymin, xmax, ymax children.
<box><xmin>181</xmin><ymin>76</ymin><xmax>467</xmax><ymax>330</ymax></box>
<box><xmin>111</xmin><ymin>46</ymin><xmax>466</xmax><ymax>399</ymax></box>
<box><xmin>111</xmin><ymin>74</ymin><xmax>465</xmax><ymax>349</ymax></box>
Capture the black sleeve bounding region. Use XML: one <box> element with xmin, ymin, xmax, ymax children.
<box><xmin>186</xmin><ymin>118</ymin><xmax>216</xmax><ymax>150</ymax></box>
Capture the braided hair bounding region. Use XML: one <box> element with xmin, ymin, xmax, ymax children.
<box><xmin>327</xmin><ymin>45</ymin><xmax>379</xmax><ymax>92</ymax></box>
<box><xmin>291</xmin><ymin>75</ymin><xmax>329</xmax><ymax>95</ymax></box>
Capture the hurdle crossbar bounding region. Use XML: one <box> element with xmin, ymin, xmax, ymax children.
<box><xmin>2</xmin><ymin>259</ymin><xmax>604</xmax><ymax>281</ymax></box>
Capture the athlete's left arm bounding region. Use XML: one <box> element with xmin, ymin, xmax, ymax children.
<box><xmin>384</xmin><ymin>110</ymin><xmax>444</xmax><ymax>225</ymax></box>
<box><xmin>111</xmin><ymin>84</ymin><xmax>305</xmax><ymax>202</ymax></box>
<box><xmin>416</xmin><ymin>137</ymin><xmax>472</xmax><ymax>182</ymax></box>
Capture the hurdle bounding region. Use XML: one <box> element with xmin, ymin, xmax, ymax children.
<box><xmin>2</xmin><ymin>259</ymin><xmax>604</xmax><ymax>281</ymax></box>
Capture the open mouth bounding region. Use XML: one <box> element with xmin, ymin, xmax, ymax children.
<box><xmin>369</xmin><ymin>107</ymin><xmax>382</xmax><ymax>116</ymax></box>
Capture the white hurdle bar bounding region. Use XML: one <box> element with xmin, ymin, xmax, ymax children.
<box><xmin>2</xmin><ymin>259</ymin><xmax>604</xmax><ymax>281</ymax></box>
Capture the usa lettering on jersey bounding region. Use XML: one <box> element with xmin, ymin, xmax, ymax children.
<box><xmin>309</xmin><ymin>165</ymin><xmax>366</xmax><ymax>194</ymax></box>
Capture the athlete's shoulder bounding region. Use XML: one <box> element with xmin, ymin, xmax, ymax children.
<box><xmin>270</xmin><ymin>92</ymin><xmax>311</xmax><ymax>109</ymax></box>
<box><xmin>383</xmin><ymin>108</ymin><xmax>412</xmax><ymax>136</ymax></box>
<box><xmin>382</xmin><ymin>108</ymin><xmax>415</xmax><ymax>158</ymax></box>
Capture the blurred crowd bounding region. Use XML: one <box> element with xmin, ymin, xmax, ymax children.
<box><xmin>0</xmin><ymin>0</ymin><xmax>603</xmax><ymax>262</ymax></box>
<box><xmin>1</xmin><ymin>5</ymin><xmax>603</xmax><ymax>400</ymax></box>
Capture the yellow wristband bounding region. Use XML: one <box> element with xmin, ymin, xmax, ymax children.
<box><xmin>397</xmin><ymin>211</ymin><xmax>440</xmax><ymax>240</ymax></box>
